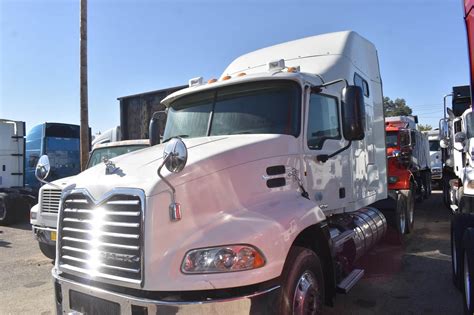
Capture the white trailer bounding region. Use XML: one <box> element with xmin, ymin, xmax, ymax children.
<box><xmin>0</xmin><ymin>119</ymin><xmax>35</xmax><ymax>225</ymax></box>
<box><xmin>47</xmin><ymin>31</ymin><xmax>389</xmax><ymax>314</ymax></box>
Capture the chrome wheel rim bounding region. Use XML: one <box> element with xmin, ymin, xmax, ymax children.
<box><xmin>399</xmin><ymin>207</ymin><xmax>406</xmax><ymax>234</ymax></box>
<box><xmin>293</xmin><ymin>271</ymin><xmax>318</xmax><ymax>315</ymax></box>
<box><xmin>465</xmin><ymin>253</ymin><xmax>471</xmax><ymax>310</ymax></box>
<box><xmin>408</xmin><ymin>197</ymin><xmax>414</xmax><ymax>225</ymax></box>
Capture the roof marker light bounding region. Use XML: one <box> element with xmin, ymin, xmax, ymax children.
<box><xmin>208</xmin><ymin>78</ymin><xmax>217</xmax><ymax>84</ymax></box>
<box><xmin>189</xmin><ymin>77</ymin><xmax>203</xmax><ymax>87</ymax></box>
<box><xmin>222</xmin><ymin>75</ymin><xmax>232</xmax><ymax>81</ymax></box>
<box><xmin>287</xmin><ymin>66</ymin><xmax>300</xmax><ymax>73</ymax></box>
<box><xmin>237</xmin><ymin>72</ymin><xmax>247</xmax><ymax>77</ymax></box>
<box><xmin>267</xmin><ymin>59</ymin><xmax>285</xmax><ymax>71</ymax></box>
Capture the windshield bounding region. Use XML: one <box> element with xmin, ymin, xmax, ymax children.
<box><xmin>429</xmin><ymin>140</ymin><xmax>440</xmax><ymax>151</ymax></box>
<box><xmin>466</xmin><ymin>112</ymin><xmax>474</xmax><ymax>139</ymax></box>
<box><xmin>163</xmin><ymin>80</ymin><xmax>301</xmax><ymax>141</ymax></box>
<box><xmin>45</xmin><ymin>137</ymin><xmax>81</xmax><ymax>182</ymax></box>
<box><xmin>86</xmin><ymin>145</ymin><xmax>148</xmax><ymax>169</ymax></box>
<box><xmin>386</xmin><ymin>132</ymin><xmax>398</xmax><ymax>148</ymax></box>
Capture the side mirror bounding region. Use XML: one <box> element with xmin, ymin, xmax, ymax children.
<box><xmin>455</xmin><ymin>131</ymin><xmax>467</xmax><ymax>143</ymax></box>
<box><xmin>163</xmin><ymin>138</ymin><xmax>188</xmax><ymax>173</ymax></box>
<box><xmin>440</xmin><ymin>138</ymin><xmax>449</xmax><ymax>149</ymax></box>
<box><xmin>341</xmin><ymin>86</ymin><xmax>365</xmax><ymax>141</ymax></box>
<box><xmin>149</xmin><ymin>111</ymin><xmax>167</xmax><ymax>146</ymax></box>
<box><xmin>35</xmin><ymin>155</ymin><xmax>51</xmax><ymax>183</ymax></box>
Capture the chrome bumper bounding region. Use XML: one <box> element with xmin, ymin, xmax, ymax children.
<box><xmin>53</xmin><ymin>269</ymin><xmax>280</xmax><ymax>315</ymax></box>
<box><xmin>32</xmin><ymin>225</ymin><xmax>56</xmax><ymax>246</ymax></box>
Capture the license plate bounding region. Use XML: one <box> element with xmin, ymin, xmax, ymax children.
<box><xmin>50</xmin><ymin>231</ymin><xmax>56</xmax><ymax>241</ymax></box>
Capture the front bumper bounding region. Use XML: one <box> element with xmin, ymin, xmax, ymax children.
<box><xmin>32</xmin><ymin>225</ymin><xmax>57</xmax><ymax>246</ymax></box>
<box><xmin>52</xmin><ymin>270</ymin><xmax>281</xmax><ymax>315</ymax></box>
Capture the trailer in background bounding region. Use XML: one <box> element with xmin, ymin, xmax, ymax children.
<box><xmin>118</xmin><ymin>85</ymin><xmax>186</xmax><ymax>140</ymax></box>
<box><xmin>0</xmin><ymin>119</ymin><xmax>35</xmax><ymax>225</ymax></box>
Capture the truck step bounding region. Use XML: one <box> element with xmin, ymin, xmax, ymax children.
<box><xmin>337</xmin><ymin>269</ymin><xmax>365</xmax><ymax>294</ymax></box>
<box><xmin>450</xmin><ymin>204</ymin><xmax>459</xmax><ymax>212</ymax></box>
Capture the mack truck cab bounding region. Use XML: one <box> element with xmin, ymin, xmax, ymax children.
<box><xmin>43</xmin><ymin>31</ymin><xmax>392</xmax><ymax>315</ymax></box>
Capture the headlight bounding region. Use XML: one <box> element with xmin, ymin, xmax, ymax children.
<box><xmin>181</xmin><ymin>245</ymin><xmax>265</xmax><ymax>274</ymax></box>
<box><xmin>388</xmin><ymin>176</ymin><xmax>399</xmax><ymax>184</ymax></box>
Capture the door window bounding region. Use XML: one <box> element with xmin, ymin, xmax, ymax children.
<box><xmin>307</xmin><ymin>94</ymin><xmax>341</xmax><ymax>149</ymax></box>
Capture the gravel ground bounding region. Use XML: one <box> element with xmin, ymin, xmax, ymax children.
<box><xmin>0</xmin><ymin>190</ymin><xmax>464</xmax><ymax>314</ymax></box>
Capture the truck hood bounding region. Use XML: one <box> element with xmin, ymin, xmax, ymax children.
<box><xmin>68</xmin><ymin>134</ymin><xmax>300</xmax><ymax>199</ymax></box>
<box><xmin>42</xmin><ymin>175</ymin><xmax>76</xmax><ymax>191</ymax></box>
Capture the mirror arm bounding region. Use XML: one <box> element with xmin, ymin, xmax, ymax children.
<box><xmin>316</xmin><ymin>140</ymin><xmax>352</xmax><ymax>163</ymax></box>
<box><xmin>34</xmin><ymin>170</ymin><xmax>61</xmax><ymax>189</ymax></box>
<box><xmin>157</xmin><ymin>154</ymin><xmax>176</xmax><ymax>203</ymax></box>
<box><xmin>311</xmin><ymin>78</ymin><xmax>348</xmax><ymax>93</ymax></box>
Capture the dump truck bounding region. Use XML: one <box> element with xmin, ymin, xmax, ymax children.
<box><xmin>44</xmin><ymin>31</ymin><xmax>393</xmax><ymax>314</ymax></box>
<box><xmin>382</xmin><ymin>116</ymin><xmax>431</xmax><ymax>236</ymax></box>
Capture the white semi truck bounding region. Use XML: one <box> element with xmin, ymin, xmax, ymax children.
<box><xmin>44</xmin><ymin>31</ymin><xmax>390</xmax><ymax>314</ymax></box>
<box><xmin>426</xmin><ymin>129</ymin><xmax>442</xmax><ymax>186</ymax></box>
<box><xmin>31</xmin><ymin>139</ymin><xmax>149</xmax><ymax>259</ymax></box>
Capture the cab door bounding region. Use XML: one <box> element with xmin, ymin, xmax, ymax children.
<box><xmin>303</xmin><ymin>90</ymin><xmax>351</xmax><ymax>213</ymax></box>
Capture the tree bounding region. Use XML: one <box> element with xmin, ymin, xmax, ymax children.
<box><xmin>418</xmin><ymin>124</ymin><xmax>433</xmax><ymax>131</ymax></box>
<box><xmin>384</xmin><ymin>97</ymin><xmax>413</xmax><ymax>117</ymax></box>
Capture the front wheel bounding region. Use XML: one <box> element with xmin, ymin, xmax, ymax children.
<box><xmin>278</xmin><ymin>246</ymin><xmax>324</xmax><ymax>315</ymax></box>
<box><xmin>395</xmin><ymin>192</ymin><xmax>407</xmax><ymax>236</ymax></box>
<box><xmin>464</xmin><ymin>228</ymin><xmax>474</xmax><ymax>314</ymax></box>
<box><xmin>403</xmin><ymin>184</ymin><xmax>415</xmax><ymax>233</ymax></box>
<box><xmin>38</xmin><ymin>242</ymin><xmax>56</xmax><ymax>260</ymax></box>
<box><xmin>0</xmin><ymin>194</ymin><xmax>15</xmax><ymax>226</ymax></box>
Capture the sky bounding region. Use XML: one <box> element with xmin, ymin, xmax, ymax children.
<box><xmin>0</xmin><ymin>0</ymin><xmax>470</xmax><ymax>134</ymax></box>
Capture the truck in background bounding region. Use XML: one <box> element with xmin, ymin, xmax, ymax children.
<box><xmin>426</xmin><ymin>129</ymin><xmax>442</xmax><ymax>187</ymax></box>
<box><xmin>118</xmin><ymin>85</ymin><xmax>186</xmax><ymax>141</ymax></box>
<box><xmin>0</xmin><ymin>119</ymin><xmax>36</xmax><ymax>225</ymax></box>
<box><xmin>447</xmin><ymin>1</ymin><xmax>474</xmax><ymax>313</ymax></box>
<box><xmin>44</xmin><ymin>31</ymin><xmax>398</xmax><ymax>314</ymax></box>
<box><xmin>383</xmin><ymin>116</ymin><xmax>431</xmax><ymax>236</ymax></box>
<box><xmin>25</xmin><ymin>122</ymin><xmax>85</xmax><ymax>194</ymax></box>
<box><xmin>31</xmin><ymin>139</ymin><xmax>149</xmax><ymax>259</ymax></box>
<box><xmin>440</xmin><ymin>86</ymin><xmax>472</xmax><ymax>210</ymax></box>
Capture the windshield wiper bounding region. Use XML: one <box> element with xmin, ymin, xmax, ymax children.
<box><xmin>162</xmin><ymin>135</ymin><xmax>189</xmax><ymax>143</ymax></box>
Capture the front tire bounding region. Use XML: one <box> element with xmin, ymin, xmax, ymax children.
<box><xmin>395</xmin><ymin>192</ymin><xmax>407</xmax><ymax>236</ymax></box>
<box><xmin>403</xmin><ymin>184</ymin><xmax>415</xmax><ymax>233</ymax></box>
<box><xmin>38</xmin><ymin>242</ymin><xmax>56</xmax><ymax>260</ymax></box>
<box><xmin>278</xmin><ymin>246</ymin><xmax>324</xmax><ymax>315</ymax></box>
<box><xmin>464</xmin><ymin>228</ymin><xmax>474</xmax><ymax>315</ymax></box>
<box><xmin>0</xmin><ymin>194</ymin><xmax>15</xmax><ymax>226</ymax></box>
<box><xmin>452</xmin><ymin>214</ymin><xmax>474</xmax><ymax>289</ymax></box>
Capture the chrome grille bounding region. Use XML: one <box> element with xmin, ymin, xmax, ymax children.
<box><xmin>58</xmin><ymin>191</ymin><xmax>144</xmax><ymax>286</ymax></box>
<box><xmin>41</xmin><ymin>189</ymin><xmax>62</xmax><ymax>213</ymax></box>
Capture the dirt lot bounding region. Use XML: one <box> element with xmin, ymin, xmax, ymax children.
<box><xmin>0</xmin><ymin>190</ymin><xmax>464</xmax><ymax>314</ymax></box>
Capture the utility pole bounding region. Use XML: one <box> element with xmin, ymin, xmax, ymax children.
<box><xmin>80</xmin><ymin>0</ymin><xmax>89</xmax><ymax>170</ymax></box>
